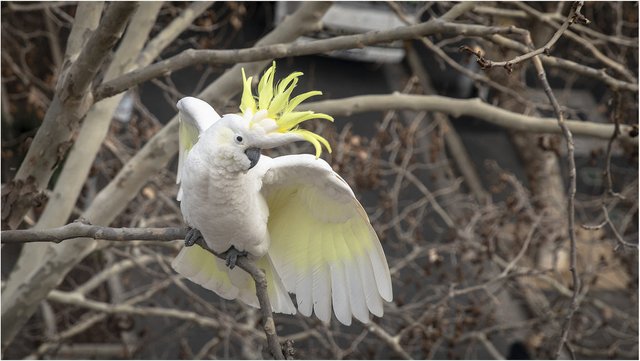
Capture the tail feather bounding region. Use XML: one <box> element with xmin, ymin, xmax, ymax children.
<box><xmin>171</xmin><ymin>245</ymin><xmax>296</xmax><ymax>314</ymax></box>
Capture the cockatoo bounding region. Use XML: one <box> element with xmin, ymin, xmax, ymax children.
<box><xmin>171</xmin><ymin>63</ymin><xmax>392</xmax><ymax>325</ymax></box>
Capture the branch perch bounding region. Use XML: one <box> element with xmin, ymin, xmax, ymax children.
<box><xmin>0</xmin><ymin>221</ymin><xmax>288</xmax><ymax>360</ymax></box>
<box><xmin>191</xmin><ymin>237</ymin><xmax>286</xmax><ymax>360</ymax></box>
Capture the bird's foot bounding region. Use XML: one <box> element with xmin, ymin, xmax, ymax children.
<box><xmin>184</xmin><ymin>227</ymin><xmax>203</xmax><ymax>247</ymax></box>
<box><xmin>222</xmin><ymin>246</ymin><xmax>247</xmax><ymax>269</ymax></box>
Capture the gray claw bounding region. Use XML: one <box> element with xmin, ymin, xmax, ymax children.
<box><xmin>185</xmin><ymin>228</ymin><xmax>203</xmax><ymax>247</ymax></box>
<box><xmin>223</xmin><ymin>246</ymin><xmax>247</xmax><ymax>269</ymax></box>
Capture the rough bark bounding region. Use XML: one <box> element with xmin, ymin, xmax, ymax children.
<box><xmin>3</xmin><ymin>2</ymin><xmax>137</xmax><ymax>230</ymax></box>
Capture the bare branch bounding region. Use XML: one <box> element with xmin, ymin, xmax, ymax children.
<box><xmin>6</xmin><ymin>1</ymin><xmax>75</xmax><ymax>12</ymax></box>
<box><xmin>583</xmin><ymin>206</ymin><xmax>639</xmax><ymax>250</ymax></box>
<box><xmin>1</xmin><ymin>222</ymin><xmax>287</xmax><ymax>359</ymax></box>
<box><xmin>515</xmin><ymin>1</ymin><xmax>637</xmax><ymax>83</ymax></box>
<box><xmin>135</xmin><ymin>1</ymin><xmax>214</xmax><ymax>67</ymax></box>
<box><xmin>501</xmin><ymin>3</ymin><xmax>583</xmax><ymax>357</ymax></box>
<box><xmin>61</xmin><ymin>2</ymin><xmax>104</xmax><ymax>64</ymax></box>
<box><xmin>0</xmin><ymin>221</ymin><xmax>185</xmax><ymax>244</ymax></box>
<box><xmin>603</xmin><ymin>92</ymin><xmax>625</xmax><ymax>199</ymax></box>
<box><xmin>300</xmin><ymin>94</ymin><xmax>638</xmax><ymax>144</ymax></box>
<box><xmin>59</xmin><ymin>2</ymin><xmax>138</xmax><ymax>101</ymax></box>
<box><xmin>462</xmin><ymin>2</ymin><xmax>583</xmax><ymax>73</ymax></box>
<box><xmin>483</xmin><ymin>33</ymin><xmax>638</xmax><ymax>92</ymax></box>
<box><xmin>37</xmin><ymin>2</ymin><xmax>163</xmax><ymax>230</ymax></box>
<box><xmin>95</xmin><ymin>20</ymin><xmax>522</xmax><ymax>101</ymax></box>
<box><xmin>366</xmin><ymin>322</ymin><xmax>412</xmax><ymax>360</ymax></box>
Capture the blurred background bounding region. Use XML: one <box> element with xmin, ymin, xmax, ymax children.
<box><xmin>1</xmin><ymin>1</ymin><xmax>638</xmax><ymax>359</ymax></box>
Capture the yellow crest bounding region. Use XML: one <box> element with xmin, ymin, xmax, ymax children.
<box><xmin>240</xmin><ymin>62</ymin><xmax>333</xmax><ymax>158</ymax></box>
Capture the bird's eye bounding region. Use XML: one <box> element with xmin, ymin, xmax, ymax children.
<box><xmin>235</xmin><ymin>135</ymin><xmax>243</xmax><ymax>143</ymax></box>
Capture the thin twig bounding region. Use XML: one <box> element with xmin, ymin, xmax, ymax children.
<box><xmin>462</xmin><ymin>2</ymin><xmax>586</xmax><ymax>356</ymax></box>
<box><xmin>480</xmin><ymin>33</ymin><xmax>637</xmax><ymax>92</ymax></box>
<box><xmin>514</xmin><ymin>1</ymin><xmax>636</xmax><ymax>83</ymax></box>
<box><xmin>534</xmin><ymin>43</ymin><xmax>580</xmax><ymax>361</ymax></box>
<box><xmin>366</xmin><ymin>322</ymin><xmax>412</xmax><ymax>360</ymax></box>
<box><xmin>511</xmin><ymin>3</ymin><xmax>583</xmax><ymax>357</ymax></box>
<box><xmin>584</xmin><ymin>205</ymin><xmax>640</xmax><ymax>250</ymax></box>
<box><xmin>467</xmin><ymin>2</ymin><xmax>585</xmax><ymax>73</ymax></box>
<box><xmin>603</xmin><ymin>92</ymin><xmax>625</xmax><ymax>199</ymax></box>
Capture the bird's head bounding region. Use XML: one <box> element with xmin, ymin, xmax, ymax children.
<box><xmin>178</xmin><ymin>62</ymin><xmax>333</xmax><ymax>174</ymax></box>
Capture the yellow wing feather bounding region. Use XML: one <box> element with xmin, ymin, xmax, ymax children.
<box><xmin>171</xmin><ymin>245</ymin><xmax>296</xmax><ymax>314</ymax></box>
<box><xmin>261</xmin><ymin>154</ymin><xmax>393</xmax><ymax>325</ymax></box>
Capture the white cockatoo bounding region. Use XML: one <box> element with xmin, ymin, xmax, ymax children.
<box><xmin>171</xmin><ymin>63</ymin><xmax>392</xmax><ymax>325</ymax></box>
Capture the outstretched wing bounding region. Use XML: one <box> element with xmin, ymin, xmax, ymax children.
<box><xmin>176</xmin><ymin>97</ymin><xmax>220</xmax><ymax>200</ymax></box>
<box><xmin>258</xmin><ymin>154</ymin><xmax>392</xmax><ymax>325</ymax></box>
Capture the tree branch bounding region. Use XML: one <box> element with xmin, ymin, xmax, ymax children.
<box><xmin>4</xmin><ymin>2</ymin><xmax>137</xmax><ymax>230</ymax></box>
<box><xmin>463</xmin><ymin>1</ymin><xmax>586</xmax><ymax>355</ymax></box>
<box><xmin>37</xmin><ymin>2</ymin><xmax>163</xmax><ymax>230</ymax></box>
<box><xmin>482</xmin><ymin>33</ymin><xmax>638</xmax><ymax>92</ymax></box>
<box><xmin>300</xmin><ymin>94</ymin><xmax>638</xmax><ymax>144</ymax></box>
<box><xmin>95</xmin><ymin>20</ymin><xmax>521</xmax><ymax>101</ymax></box>
<box><xmin>480</xmin><ymin>2</ymin><xmax>583</xmax><ymax>357</ymax></box>
<box><xmin>135</xmin><ymin>1</ymin><xmax>214</xmax><ymax>68</ymax></box>
<box><xmin>514</xmin><ymin>1</ymin><xmax>637</xmax><ymax>83</ymax></box>
<box><xmin>0</xmin><ymin>221</ymin><xmax>185</xmax><ymax>244</ymax></box>
<box><xmin>61</xmin><ymin>2</ymin><xmax>104</xmax><ymax>65</ymax></box>
<box><xmin>462</xmin><ymin>2</ymin><xmax>586</xmax><ymax>72</ymax></box>
<box><xmin>530</xmin><ymin>24</ymin><xmax>580</xmax><ymax>361</ymax></box>
<box><xmin>1</xmin><ymin>222</ymin><xmax>287</xmax><ymax>360</ymax></box>
<box><xmin>59</xmin><ymin>2</ymin><xmax>138</xmax><ymax>101</ymax></box>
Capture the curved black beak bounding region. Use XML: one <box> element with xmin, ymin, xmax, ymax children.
<box><xmin>245</xmin><ymin>147</ymin><xmax>261</xmax><ymax>169</ymax></box>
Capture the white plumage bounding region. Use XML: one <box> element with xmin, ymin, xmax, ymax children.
<box><xmin>171</xmin><ymin>82</ymin><xmax>392</xmax><ymax>325</ymax></box>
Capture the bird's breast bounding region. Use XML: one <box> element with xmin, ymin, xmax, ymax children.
<box><xmin>180</xmin><ymin>156</ymin><xmax>270</xmax><ymax>256</ymax></box>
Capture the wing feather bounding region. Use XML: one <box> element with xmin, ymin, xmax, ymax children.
<box><xmin>341</xmin><ymin>219</ymin><xmax>370</xmax><ymax>324</ymax></box>
<box><xmin>176</xmin><ymin>97</ymin><xmax>220</xmax><ymax>200</ymax></box>
<box><xmin>265</xmin><ymin>188</ymin><xmax>296</xmax><ymax>292</ymax></box>
<box><xmin>296</xmin><ymin>188</ymin><xmax>314</xmax><ymax>316</ymax></box>
<box><xmin>295</xmin><ymin>236</ymin><xmax>313</xmax><ymax>316</ymax></box>
<box><xmin>172</xmin><ymin>245</ymin><xmax>295</xmax><ymax>314</ymax></box>
<box><xmin>259</xmin><ymin>255</ymin><xmax>297</xmax><ymax>314</ymax></box>
<box><xmin>350</xmin><ymin>220</ymin><xmax>384</xmax><ymax>317</ymax></box>
<box><xmin>308</xmin><ymin>214</ymin><xmax>328</xmax><ymax>320</ymax></box>
<box><xmin>328</xmin><ymin>224</ymin><xmax>352</xmax><ymax>325</ymax></box>
<box><xmin>262</xmin><ymin>154</ymin><xmax>392</xmax><ymax>325</ymax></box>
<box><xmin>313</xmin><ymin>263</ymin><xmax>332</xmax><ymax>323</ymax></box>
